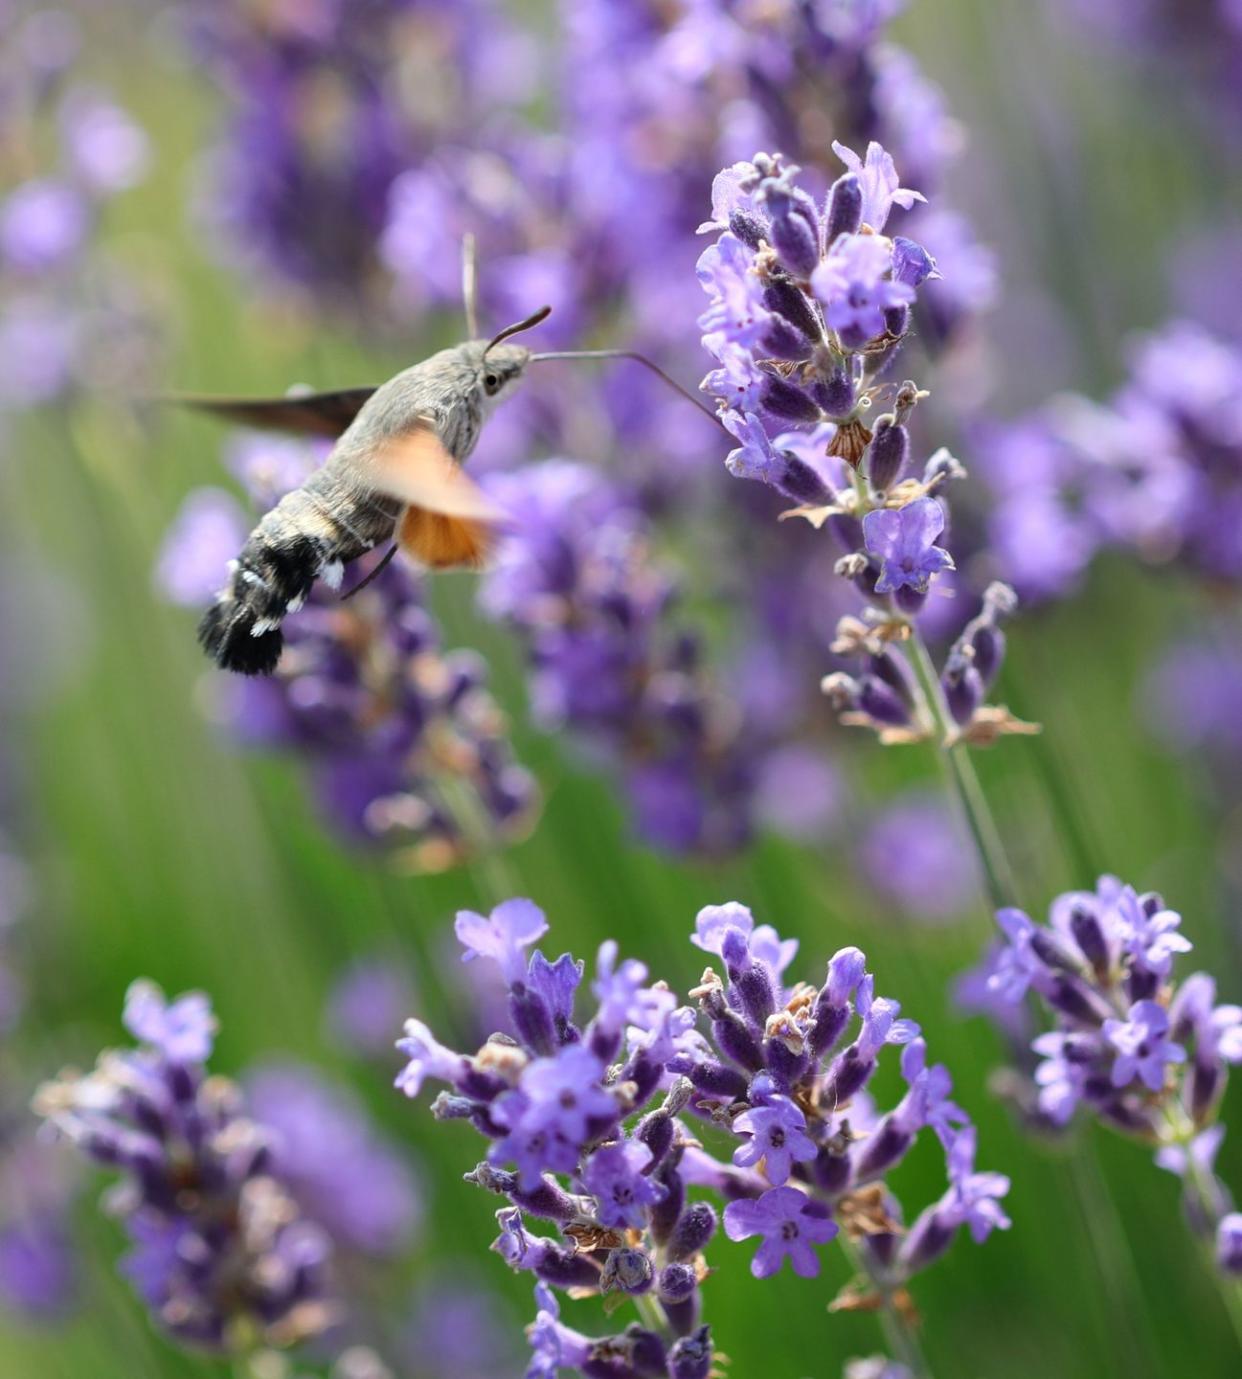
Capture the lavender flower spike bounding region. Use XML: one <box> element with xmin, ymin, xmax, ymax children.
<box><xmin>395</xmin><ymin>897</ymin><xmax>1006</xmax><ymax>1372</ymax></box>
<box><xmin>973</xmin><ymin>876</ymin><xmax>1242</xmax><ymax>1276</ymax></box>
<box><xmin>35</xmin><ymin>983</ymin><xmax>336</xmax><ymax>1351</ymax></box>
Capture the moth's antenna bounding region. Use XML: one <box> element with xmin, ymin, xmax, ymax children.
<box><xmin>531</xmin><ymin>349</ymin><xmax>728</xmax><ymax>434</ymax></box>
<box><xmin>484</xmin><ymin>304</ymin><xmax>553</xmax><ymax>355</ymax></box>
<box><xmin>462</xmin><ymin>234</ymin><xmax>480</xmax><ymax>340</ymax></box>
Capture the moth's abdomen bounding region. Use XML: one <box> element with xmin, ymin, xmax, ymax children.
<box><xmin>197</xmin><ymin>481</ymin><xmax>394</xmax><ymax>676</ymax></box>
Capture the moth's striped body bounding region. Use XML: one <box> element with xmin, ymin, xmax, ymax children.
<box><xmin>194</xmin><ymin>340</ymin><xmax>530</xmax><ymax>676</ymax></box>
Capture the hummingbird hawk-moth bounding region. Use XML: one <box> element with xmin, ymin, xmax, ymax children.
<box><xmin>175</xmin><ymin>306</ymin><xmax>553</xmax><ymax>676</ymax></box>
<box><xmin>173</xmin><ymin>263</ymin><xmax>721</xmax><ymax>678</ymax></box>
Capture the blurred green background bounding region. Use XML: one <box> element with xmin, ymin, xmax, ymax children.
<box><xmin>3</xmin><ymin>1</ymin><xmax>1241</xmax><ymax>1376</ymax></box>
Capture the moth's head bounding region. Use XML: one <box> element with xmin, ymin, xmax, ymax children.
<box><xmin>470</xmin><ymin>304</ymin><xmax>552</xmax><ymax>408</ymax></box>
<box><xmin>472</xmin><ymin>340</ymin><xmax>531</xmax><ymax>406</ymax></box>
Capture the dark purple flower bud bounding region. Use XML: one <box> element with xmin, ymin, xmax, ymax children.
<box><xmin>775</xmin><ymin>455</ymin><xmax>834</xmax><ymax>507</ymax></box>
<box><xmin>810</xmin><ymin>1144</ymin><xmax>852</xmax><ymax>1194</ymax></box>
<box><xmin>893</xmin><ymin>584</ymin><xmax>927</xmax><ymax>615</ymax></box>
<box><xmin>892</xmin><ymin>237</ymin><xmax>937</xmax><ymax>287</ymax></box>
<box><xmin>649</xmin><ymin>1167</ymin><xmax>685</xmax><ymax>1245</ymax></box>
<box><xmin>624</xmin><ymin>1052</ymin><xmax>664</xmax><ymax>1108</ymax></box>
<box><xmin>465</xmin><ymin>1162</ymin><xmax>580</xmax><ymax>1221</ymax></box>
<box><xmin>663</xmin><ymin>1293</ymin><xmax>701</xmax><ymax>1340</ymax></box>
<box><xmin>824</xmin><ymin>1045</ymin><xmax>874</xmax><ymax>1105</ymax></box>
<box><xmin>668</xmin><ymin>1327</ymin><xmax>713</xmax><ymax>1379</ymax></box>
<box><xmin>669</xmin><ymin>1057</ymin><xmax>748</xmax><ymax>1101</ymax></box>
<box><xmin>824</xmin><ymin>174</ymin><xmax>863</xmax><ymax>242</ymax></box>
<box><xmin>728</xmin><ymin>209</ymin><xmax>767</xmax><ymax>250</ymax></box>
<box><xmin>536</xmin><ymin>1244</ymin><xmax>604</xmax><ymax>1289</ymax></box>
<box><xmin>761</xmin><ymin>181</ymin><xmax>821</xmax><ymax>278</ymax></box>
<box><xmin>868</xmin><ymin>649</ymin><xmax>917</xmax><ymax>709</ymax></box>
<box><xmin>509</xmin><ymin>983</ymin><xmax>555</xmax><ymax>1055</ymax></box>
<box><xmin>658</xmin><ymin>1262</ymin><xmax>697</xmax><ymax>1305</ymax></box>
<box><xmin>713</xmin><ymin>1010</ymin><xmax>765</xmax><ymax>1070</ymax></box>
<box><xmin>864</xmin><ymin>1228</ymin><xmax>900</xmax><ymax>1271</ymax></box>
<box><xmin>668</xmin><ymin>1202</ymin><xmax>718</xmax><ymax>1262</ymax></box>
<box><xmin>430</xmin><ymin>1092</ymin><xmax>478</xmax><ymax>1121</ymax></box>
<box><xmin>852</xmin><ymin>1117</ymin><xmax>915</xmax><ymax>1182</ymax></box>
<box><xmin>764</xmin><ymin>1037</ymin><xmax>809</xmax><ymax>1088</ymax></box>
<box><xmin>1043</xmin><ymin>974</ymin><xmax>1111</xmax><ymax>1027</ymax></box>
<box><xmin>760</xmin><ymin>375</ymin><xmax>822</xmax><ymax>424</ymax></box>
<box><xmin>857</xmin><ymin>676</ymin><xmax>912</xmax><ymax>727</ymax></box>
<box><xmin>943</xmin><ymin>658</ymin><xmax>983</xmax><ymax>726</ymax></box>
<box><xmin>900</xmin><ymin>1203</ymin><xmax>956</xmax><ymax>1272</ymax></box>
<box><xmin>1068</xmin><ymin>904</ymin><xmax>1110</xmax><ymax>977</ymax></box>
<box><xmin>810</xmin><ymin>362</ymin><xmax>856</xmax><ymax>418</ymax></box>
<box><xmin>620</xmin><ymin>1327</ymin><xmax>667</xmax><ymax>1377</ymax></box>
<box><xmin>868</xmin><ymin>418</ymin><xmax>909</xmax><ymax>492</ymax></box>
<box><xmin>970</xmin><ymin>623</ymin><xmax>1006</xmax><ymax>687</ymax></box>
<box><xmin>1092</xmin><ymin>1094</ymin><xmax>1158</xmax><ymax>1137</ymax></box>
<box><xmin>1125</xmin><ymin>967</ymin><xmax>1160</xmax><ymax>1002</ymax></box>
<box><xmin>731</xmin><ymin>965</ymin><xmax>776</xmax><ymax>1030</ymax></box>
<box><xmin>809</xmin><ymin>1001</ymin><xmax>850</xmax><ymax>1060</ymax></box>
<box><xmin>1217</xmin><ymin>1215</ymin><xmax>1242</xmax><ymax>1275</ymax></box>
<box><xmin>764</xmin><ymin>279</ymin><xmax>824</xmax><ymax>343</ymax></box>
<box><xmin>884</xmin><ymin>304</ymin><xmax>910</xmax><ymax>337</ymax></box>
<box><xmin>1030</xmin><ymin>926</ymin><xmax>1085</xmax><ymax>975</ymax></box>
<box><xmin>923</xmin><ymin>449</ymin><xmax>967</xmax><ymax>486</ymax></box>
<box><xmin>635</xmin><ymin>1110</ymin><xmax>675</xmax><ymax>1170</ymax></box>
<box><xmin>1188</xmin><ymin>1057</ymin><xmax>1222</xmax><ymax>1122</ymax></box>
<box><xmin>762</xmin><ymin>315</ymin><xmax>814</xmax><ymax>361</ymax></box>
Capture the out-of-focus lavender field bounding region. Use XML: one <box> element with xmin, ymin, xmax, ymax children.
<box><xmin>2</xmin><ymin>2</ymin><xmax>1242</xmax><ymax>1377</ymax></box>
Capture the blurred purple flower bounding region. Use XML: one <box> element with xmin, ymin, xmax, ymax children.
<box><xmin>155</xmin><ymin>490</ymin><xmax>249</xmax><ymax>607</ymax></box>
<box><xmin>246</xmin><ymin>1061</ymin><xmax>421</xmax><ymax>1257</ymax></box>
<box><xmin>328</xmin><ymin>956</ymin><xmax>418</xmax><ymax>1059</ymax></box>
<box><xmin>0</xmin><ymin>180</ymin><xmax>87</xmax><ymax>274</ymax></box>
<box><xmin>860</xmin><ymin>791</ymin><xmax>976</xmax><ymax>922</ymax></box>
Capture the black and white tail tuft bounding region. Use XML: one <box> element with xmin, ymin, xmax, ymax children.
<box><xmin>197</xmin><ymin>531</ymin><xmax>331</xmax><ymax>676</ymax></box>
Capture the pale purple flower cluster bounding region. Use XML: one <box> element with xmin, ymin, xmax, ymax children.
<box><xmin>982</xmin><ymin>876</ymin><xmax>1242</xmax><ymax>1275</ymax></box>
<box><xmin>0</xmin><ymin>693</ymin><xmax>79</xmax><ymax>1322</ymax></box>
<box><xmin>395</xmin><ymin>897</ymin><xmax>1008</xmax><ymax>1372</ymax></box>
<box><xmin>179</xmin><ymin>0</ymin><xmax>533</xmax><ymax>303</ymax></box>
<box><xmin>35</xmin><ymin>982</ymin><xmax>337</xmax><ymax>1350</ymax></box>
<box><xmin>479</xmin><ymin>461</ymin><xmax>760</xmax><ymax>855</ymax></box>
<box><xmin>0</xmin><ymin>6</ymin><xmax>154</xmax><ymax>412</ymax></box>
<box><xmin>1141</xmin><ymin>634</ymin><xmax>1242</xmax><ymax>761</ymax></box>
<box><xmin>983</xmin><ymin>321</ymin><xmax>1242</xmax><ymax>597</ymax></box>
<box><xmin>859</xmin><ymin>790</ymin><xmax>977</xmax><ymax>922</ymax></box>
<box><xmin>698</xmin><ymin>147</ymin><xmax>933</xmax><ymax>493</ymax></box>
<box><xmin>156</xmin><ymin>439</ymin><xmax>538</xmax><ymax>870</ymax></box>
<box><xmin>245</xmin><ymin>1063</ymin><xmax>422</xmax><ymax>1259</ymax></box>
<box><xmin>695</xmin><ymin>149</ymin><xmax>1017</xmax><ymax>729</ymax></box>
<box><xmin>0</xmin><ymin>1106</ymin><xmax>77</xmax><ymax>1321</ymax></box>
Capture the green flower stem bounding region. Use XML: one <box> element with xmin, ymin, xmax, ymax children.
<box><xmin>1159</xmin><ymin>1103</ymin><xmax>1242</xmax><ymax>1350</ymax></box>
<box><xmin>903</xmin><ymin>629</ymin><xmax>1017</xmax><ymax>910</ymax></box>
<box><xmin>901</xmin><ymin>624</ymin><xmax>1160</xmax><ymax>1377</ymax></box>
<box><xmin>437</xmin><ymin>774</ymin><xmax>524</xmax><ymax>906</ymax></box>
<box><xmin>633</xmin><ymin>1291</ymin><xmax>673</xmax><ymax>1338</ymax></box>
<box><xmin>835</xmin><ymin>1232</ymin><xmax>933</xmax><ymax>1379</ymax></box>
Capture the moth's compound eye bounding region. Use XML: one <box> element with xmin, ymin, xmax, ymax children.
<box><xmin>484</xmin><ymin>370</ymin><xmax>502</xmax><ymax>396</ymax></box>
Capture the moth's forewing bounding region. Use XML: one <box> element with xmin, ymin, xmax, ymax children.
<box><xmin>354</xmin><ymin>425</ymin><xmax>503</xmax><ymax>520</ymax></box>
<box><xmin>171</xmin><ymin>387</ymin><xmax>379</xmax><ymax>440</ymax></box>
